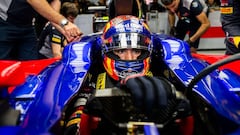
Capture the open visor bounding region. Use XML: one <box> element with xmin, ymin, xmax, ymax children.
<box><xmin>103</xmin><ymin>33</ymin><xmax>152</xmax><ymax>53</ymax></box>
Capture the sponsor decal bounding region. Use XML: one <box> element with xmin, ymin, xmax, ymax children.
<box><xmin>220</xmin><ymin>7</ymin><xmax>233</xmax><ymax>14</ymax></box>
<box><xmin>192</xmin><ymin>2</ymin><xmax>198</xmax><ymax>8</ymax></box>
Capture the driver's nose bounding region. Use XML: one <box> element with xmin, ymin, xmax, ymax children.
<box><xmin>124</xmin><ymin>50</ymin><xmax>134</xmax><ymax>60</ymax></box>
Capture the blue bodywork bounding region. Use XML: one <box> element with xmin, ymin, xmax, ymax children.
<box><xmin>1</xmin><ymin>33</ymin><xmax>240</xmax><ymax>134</ymax></box>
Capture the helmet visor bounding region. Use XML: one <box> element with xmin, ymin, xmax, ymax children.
<box><xmin>103</xmin><ymin>33</ymin><xmax>152</xmax><ymax>53</ymax></box>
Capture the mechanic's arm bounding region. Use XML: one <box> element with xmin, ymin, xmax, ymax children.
<box><xmin>51</xmin><ymin>43</ymin><xmax>62</xmax><ymax>59</ymax></box>
<box><xmin>27</xmin><ymin>0</ymin><xmax>82</xmax><ymax>42</ymax></box>
<box><xmin>189</xmin><ymin>12</ymin><xmax>210</xmax><ymax>42</ymax></box>
<box><xmin>50</xmin><ymin>0</ymin><xmax>61</xmax><ymax>11</ymax></box>
<box><xmin>168</xmin><ymin>11</ymin><xmax>177</xmax><ymax>36</ymax></box>
<box><xmin>48</xmin><ymin>0</ymin><xmax>65</xmax><ymax>39</ymax></box>
<box><xmin>168</xmin><ymin>11</ymin><xmax>176</xmax><ymax>28</ymax></box>
<box><xmin>51</xmin><ymin>38</ymin><xmax>68</xmax><ymax>58</ymax></box>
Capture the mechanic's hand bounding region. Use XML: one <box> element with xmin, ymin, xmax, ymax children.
<box><xmin>63</xmin><ymin>21</ymin><xmax>83</xmax><ymax>43</ymax></box>
<box><xmin>124</xmin><ymin>76</ymin><xmax>172</xmax><ymax>113</ymax></box>
<box><xmin>185</xmin><ymin>39</ymin><xmax>194</xmax><ymax>47</ymax></box>
<box><xmin>170</xmin><ymin>26</ymin><xmax>177</xmax><ymax>37</ymax></box>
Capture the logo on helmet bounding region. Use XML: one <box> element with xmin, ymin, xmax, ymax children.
<box><xmin>118</xmin><ymin>69</ymin><xmax>139</xmax><ymax>79</ymax></box>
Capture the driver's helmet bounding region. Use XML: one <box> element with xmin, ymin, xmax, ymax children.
<box><xmin>101</xmin><ymin>15</ymin><xmax>152</xmax><ymax>81</ymax></box>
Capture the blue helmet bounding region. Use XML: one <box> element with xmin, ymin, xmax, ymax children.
<box><xmin>101</xmin><ymin>15</ymin><xmax>152</xmax><ymax>81</ymax></box>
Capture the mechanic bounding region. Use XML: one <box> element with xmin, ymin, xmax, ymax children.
<box><xmin>160</xmin><ymin>0</ymin><xmax>210</xmax><ymax>53</ymax></box>
<box><xmin>38</xmin><ymin>2</ymin><xmax>79</xmax><ymax>59</ymax></box>
<box><xmin>35</xmin><ymin>0</ymin><xmax>61</xmax><ymax>38</ymax></box>
<box><xmin>108</xmin><ymin>0</ymin><xmax>147</xmax><ymax>20</ymax></box>
<box><xmin>63</xmin><ymin>15</ymin><xmax>192</xmax><ymax>135</ymax></box>
<box><xmin>220</xmin><ymin>0</ymin><xmax>240</xmax><ymax>55</ymax></box>
<box><xmin>0</xmin><ymin>0</ymin><xmax>81</xmax><ymax>60</ymax></box>
<box><xmin>149</xmin><ymin>0</ymin><xmax>166</xmax><ymax>12</ymax></box>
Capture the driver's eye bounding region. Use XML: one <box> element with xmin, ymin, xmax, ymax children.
<box><xmin>114</xmin><ymin>49</ymin><xmax>125</xmax><ymax>54</ymax></box>
<box><xmin>132</xmin><ymin>49</ymin><xmax>141</xmax><ymax>54</ymax></box>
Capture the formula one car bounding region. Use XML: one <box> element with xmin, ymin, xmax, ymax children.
<box><xmin>0</xmin><ymin>32</ymin><xmax>240</xmax><ymax>135</ymax></box>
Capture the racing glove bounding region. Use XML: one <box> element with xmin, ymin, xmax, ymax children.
<box><xmin>124</xmin><ymin>76</ymin><xmax>173</xmax><ymax>113</ymax></box>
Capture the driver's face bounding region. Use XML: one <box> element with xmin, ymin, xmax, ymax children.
<box><xmin>113</xmin><ymin>49</ymin><xmax>141</xmax><ymax>60</ymax></box>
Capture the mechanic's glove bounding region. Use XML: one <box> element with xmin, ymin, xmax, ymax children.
<box><xmin>124</xmin><ymin>76</ymin><xmax>172</xmax><ymax>112</ymax></box>
<box><xmin>170</xmin><ymin>26</ymin><xmax>177</xmax><ymax>37</ymax></box>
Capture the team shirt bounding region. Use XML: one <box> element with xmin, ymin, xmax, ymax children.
<box><xmin>0</xmin><ymin>0</ymin><xmax>37</xmax><ymax>26</ymax></box>
<box><xmin>39</xmin><ymin>22</ymin><xmax>65</xmax><ymax>58</ymax></box>
<box><xmin>220</xmin><ymin>0</ymin><xmax>240</xmax><ymax>28</ymax></box>
<box><xmin>176</xmin><ymin>0</ymin><xmax>208</xmax><ymax>25</ymax></box>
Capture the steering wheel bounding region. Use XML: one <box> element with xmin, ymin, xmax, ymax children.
<box><xmin>81</xmin><ymin>86</ymin><xmax>191</xmax><ymax>135</ymax></box>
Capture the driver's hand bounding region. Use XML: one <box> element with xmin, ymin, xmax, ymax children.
<box><xmin>124</xmin><ymin>76</ymin><xmax>173</xmax><ymax>112</ymax></box>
